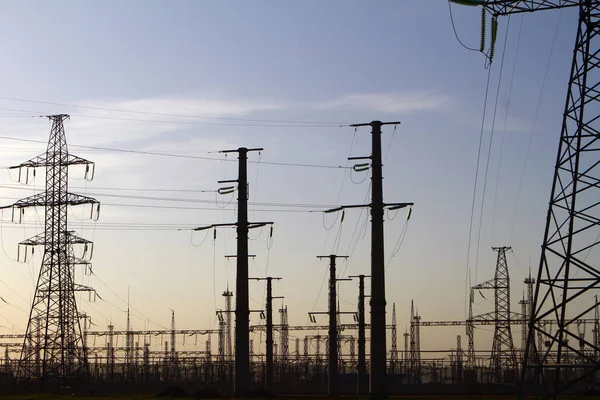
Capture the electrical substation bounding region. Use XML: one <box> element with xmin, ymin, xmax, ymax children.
<box><xmin>0</xmin><ymin>1</ymin><xmax>597</xmax><ymax>399</ymax></box>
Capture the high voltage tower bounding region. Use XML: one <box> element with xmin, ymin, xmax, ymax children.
<box><xmin>309</xmin><ymin>254</ymin><xmax>351</xmax><ymax>396</ymax></box>
<box><xmin>222</xmin><ymin>289</ymin><xmax>233</xmax><ymax>361</ymax></box>
<box><xmin>349</xmin><ymin>274</ymin><xmax>370</xmax><ymax>394</ymax></box>
<box><xmin>249</xmin><ymin>276</ymin><xmax>282</xmax><ymax>390</ymax></box>
<box><xmin>452</xmin><ymin>0</ymin><xmax>600</xmax><ymax>397</ymax></box>
<box><xmin>326</xmin><ymin>121</ymin><xmax>413</xmax><ymax>399</ymax></box>
<box><xmin>471</xmin><ymin>247</ymin><xmax>518</xmax><ymax>382</ymax></box>
<box><xmin>489</xmin><ymin>247</ymin><xmax>517</xmax><ymax>382</ymax></box>
<box><xmin>194</xmin><ymin>147</ymin><xmax>272</xmax><ymax>397</ymax></box>
<box><xmin>0</xmin><ymin>115</ymin><xmax>100</xmax><ymax>387</ymax></box>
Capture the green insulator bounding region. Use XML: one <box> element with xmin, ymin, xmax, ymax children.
<box><xmin>490</xmin><ymin>16</ymin><xmax>498</xmax><ymax>63</ymax></box>
<box><xmin>480</xmin><ymin>7</ymin><xmax>486</xmax><ymax>52</ymax></box>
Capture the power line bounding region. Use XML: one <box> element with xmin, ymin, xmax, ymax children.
<box><xmin>0</xmin><ymin>134</ymin><xmax>350</xmax><ymax>170</ymax></box>
<box><xmin>0</xmin><ymin>106</ymin><xmax>344</xmax><ymax>128</ymax></box>
<box><xmin>0</xmin><ymin>196</ymin><xmax>320</xmax><ymax>214</ymax></box>
<box><xmin>448</xmin><ymin>1</ymin><xmax>481</xmax><ymax>52</ymax></box>
<box><xmin>0</xmin><ymin>187</ymin><xmax>336</xmax><ymax>209</ymax></box>
<box><xmin>0</xmin><ymin>96</ymin><xmax>347</xmax><ymax>125</ymax></box>
<box><xmin>0</xmin><ymin>182</ymin><xmax>217</xmax><ymax>194</ymax></box>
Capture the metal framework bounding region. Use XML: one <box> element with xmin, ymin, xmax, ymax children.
<box><xmin>491</xmin><ymin>247</ymin><xmax>518</xmax><ymax>381</ymax></box>
<box><xmin>523</xmin><ymin>1</ymin><xmax>600</xmax><ymax>395</ymax></box>
<box><xmin>279</xmin><ymin>306</ymin><xmax>289</xmax><ymax>363</ymax></box>
<box><xmin>453</xmin><ymin>0</ymin><xmax>600</xmax><ymax>396</ymax></box>
<box><xmin>479</xmin><ymin>0</ymin><xmax>600</xmax><ymax>396</ymax></box>
<box><xmin>390</xmin><ymin>303</ymin><xmax>398</xmax><ymax>372</ymax></box>
<box><xmin>409</xmin><ymin>300</ymin><xmax>421</xmax><ymax>382</ymax></box>
<box><xmin>470</xmin><ymin>247</ymin><xmax>518</xmax><ymax>381</ymax></box>
<box><xmin>223</xmin><ymin>289</ymin><xmax>233</xmax><ymax>361</ymax></box>
<box><xmin>2</xmin><ymin>115</ymin><xmax>99</xmax><ymax>386</ymax></box>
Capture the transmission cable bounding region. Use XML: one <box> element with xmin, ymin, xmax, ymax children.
<box><xmin>0</xmin><ymin>134</ymin><xmax>350</xmax><ymax>170</ymax></box>
<box><xmin>0</xmin><ymin>95</ymin><xmax>347</xmax><ymax>125</ymax></box>
<box><xmin>491</xmin><ymin>14</ymin><xmax>523</xmax><ymax>245</ymax></box>
<box><xmin>510</xmin><ymin>9</ymin><xmax>563</xmax><ymax>243</ymax></box>
<box><xmin>473</xmin><ymin>15</ymin><xmax>511</xmax><ymax>282</ymax></box>
<box><xmin>448</xmin><ymin>1</ymin><xmax>481</xmax><ymax>52</ymax></box>
<box><xmin>91</xmin><ymin>270</ymin><xmax>168</xmax><ymax>330</ymax></box>
<box><xmin>465</xmin><ymin>55</ymin><xmax>493</xmax><ymax>319</ymax></box>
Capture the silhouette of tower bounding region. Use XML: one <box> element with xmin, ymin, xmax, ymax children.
<box><xmin>489</xmin><ymin>246</ymin><xmax>518</xmax><ymax>381</ymax></box>
<box><xmin>279</xmin><ymin>306</ymin><xmax>289</xmax><ymax>362</ymax></box>
<box><xmin>391</xmin><ymin>303</ymin><xmax>398</xmax><ymax>372</ymax></box>
<box><xmin>223</xmin><ymin>289</ymin><xmax>233</xmax><ymax>361</ymax></box>
<box><xmin>3</xmin><ymin>115</ymin><xmax>99</xmax><ymax>386</ymax></box>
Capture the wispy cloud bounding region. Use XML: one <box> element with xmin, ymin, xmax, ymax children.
<box><xmin>0</xmin><ymin>95</ymin><xmax>283</xmax><ymax>181</ymax></box>
<box><xmin>0</xmin><ymin>96</ymin><xmax>285</xmax><ymax>146</ymax></box>
<box><xmin>81</xmin><ymin>97</ymin><xmax>285</xmax><ymax>119</ymax></box>
<box><xmin>318</xmin><ymin>92</ymin><xmax>451</xmax><ymax>114</ymax></box>
<box><xmin>66</xmin><ymin>96</ymin><xmax>285</xmax><ymax>145</ymax></box>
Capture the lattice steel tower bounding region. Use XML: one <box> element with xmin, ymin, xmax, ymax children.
<box><xmin>490</xmin><ymin>246</ymin><xmax>517</xmax><ymax>382</ymax></box>
<box><xmin>450</xmin><ymin>1</ymin><xmax>600</xmax><ymax>396</ymax></box>
<box><xmin>390</xmin><ymin>303</ymin><xmax>398</xmax><ymax>372</ymax></box>
<box><xmin>279</xmin><ymin>306</ymin><xmax>289</xmax><ymax>362</ymax></box>
<box><xmin>3</xmin><ymin>115</ymin><xmax>99</xmax><ymax>386</ymax></box>
<box><xmin>223</xmin><ymin>289</ymin><xmax>233</xmax><ymax>361</ymax></box>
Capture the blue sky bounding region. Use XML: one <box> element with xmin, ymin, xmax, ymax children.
<box><xmin>0</xmin><ymin>1</ymin><xmax>584</xmax><ymax>354</ymax></box>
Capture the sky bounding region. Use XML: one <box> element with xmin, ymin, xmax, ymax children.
<box><xmin>0</xmin><ymin>1</ymin><xmax>587</xmax><ymax>355</ymax></box>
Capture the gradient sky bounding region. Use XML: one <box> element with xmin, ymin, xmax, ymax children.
<box><xmin>0</xmin><ymin>1</ymin><xmax>585</xmax><ymax>353</ymax></box>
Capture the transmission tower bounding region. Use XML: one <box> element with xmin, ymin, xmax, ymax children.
<box><xmin>217</xmin><ymin>311</ymin><xmax>226</xmax><ymax>364</ymax></box>
<box><xmin>125</xmin><ymin>307</ymin><xmax>133</xmax><ymax>380</ymax></box>
<box><xmin>390</xmin><ymin>303</ymin><xmax>398</xmax><ymax>373</ymax></box>
<box><xmin>223</xmin><ymin>289</ymin><xmax>233</xmax><ymax>361</ymax></box>
<box><xmin>451</xmin><ymin>0</ymin><xmax>600</xmax><ymax>397</ymax></box>
<box><xmin>409</xmin><ymin>300</ymin><xmax>421</xmax><ymax>383</ymax></box>
<box><xmin>471</xmin><ymin>247</ymin><xmax>518</xmax><ymax>381</ymax></box>
<box><xmin>1</xmin><ymin>115</ymin><xmax>100</xmax><ymax>386</ymax></box>
<box><xmin>279</xmin><ymin>306</ymin><xmax>289</xmax><ymax>362</ymax></box>
<box><xmin>490</xmin><ymin>247</ymin><xmax>518</xmax><ymax>382</ymax></box>
<box><xmin>170</xmin><ymin>310</ymin><xmax>176</xmax><ymax>362</ymax></box>
<box><xmin>520</xmin><ymin>294</ymin><xmax>528</xmax><ymax>353</ymax></box>
<box><xmin>249</xmin><ymin>276</ymin><xmax>282</xmax><ymax>389</ymax></box>
<box><xmin>194</xmin><ymin>147</ymin><xmax>271</xmax><ymax>397</ymax></box>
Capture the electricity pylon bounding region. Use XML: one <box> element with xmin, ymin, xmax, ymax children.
<box><xmin>194</xmin><ymin>147</ymin><xmax>272</xmax><ymax>397</ymax></box>
<box><xmin>489</xmin><ymin>247</ymin><xmax>518</xmax><ymax>382</ymax></box>
<box><xmin>325</xmin><ymin>121</ymin><xmax>413</xmax><ymax>400</ymax></box>
<box><xmin>2</xmin><ymin>115</ymin><xmax>100</xmax><ymax>387</ymax></box>
<box><xmin>471</xmin><ymin>247</ymin><xmax>518</xmax><ymax>381</ymax></box>
<box><xmin>451</xmin><ymin>0</ymin><xmax>600</xmax><ymax>397</ymax></box>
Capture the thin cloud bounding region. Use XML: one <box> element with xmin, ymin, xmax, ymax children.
<box><xmin>318</xmin><ymin>92</ymin><xmax>451</xmax><ymax>114</ymax></box>
<box><xmin>0</xmin><ymin>96</ymin><xmax>285</xmax><ymax>149</ymax></box>
<box><xmin>80</xmin><ymin>97</ymin><xmax>285</xmax><ymax>118</ymax></box>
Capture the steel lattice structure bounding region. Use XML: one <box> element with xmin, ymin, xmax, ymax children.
<box><xmin>469</xmin><ymin>247</ymin><xmax>518</xmax><ymax>380</ymax></box>
<box><xmin>2</xmin><ymin>115</ymin><xmax>99</xmax><ymax>386</ymax></box>
<box><xmin>523</xmin><ymin>1</ymin><xmax>600</xmax><ymax>396</ymax></box>
<box><xmin>223</xmin><ymin>290</ymin><xmax>233</xmax><ymax>361</ymax></box>
<box><xmin>279</xmin><ymin>306</ymin><xmax>290</xmax><ymax>362</ymax></box>
<box><xmin>390</xmin><ymin>303</ymin><xmax>398</xmax><ymax>371</ymax></box>
<box><xmin>409</xmin><ymin>300</ymin><xmax>421</xmax><ymax>382</ymax></box>
<box><xmin>489</xmin><ymin>247</ymin><xmax>518</xmax><ymax>381</ymax></box>
<box><xmin>453</xmin><ymin>0</ymin><xmax>600</xmax><ymax>397</ymax></box>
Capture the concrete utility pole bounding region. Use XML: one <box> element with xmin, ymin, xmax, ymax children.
<box><xmin>233</xmin><ymin>147</ymin><xmax>251</xmax><ymax>395</ymax></box>
<box><xmin>326</xmin><ymin>120</ymin><xmax>413</xmax><ymax>400</ymax></box>
<box><xmin>250</xmin><ymin>277</ymin><xmax>282</xmax><ymax>390</ymax></box>
<box><xmin>310</xmin><ymin>255</ymin><xmax>350</xmax><ymax>397</ymax></box>
<box><xmin>366</xmin><ymin>120</ymin><xmax>390</xmax><ymax>400</ymax></box>
<box><xmin>350</xmin><ymin>274</ymin><xmax>370</xmax><ymax>395</ymax></box>
<box><xmin>194</xmin><ymin>147</ymin><xmax>272</xmax><ymax>397</ymax></box>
